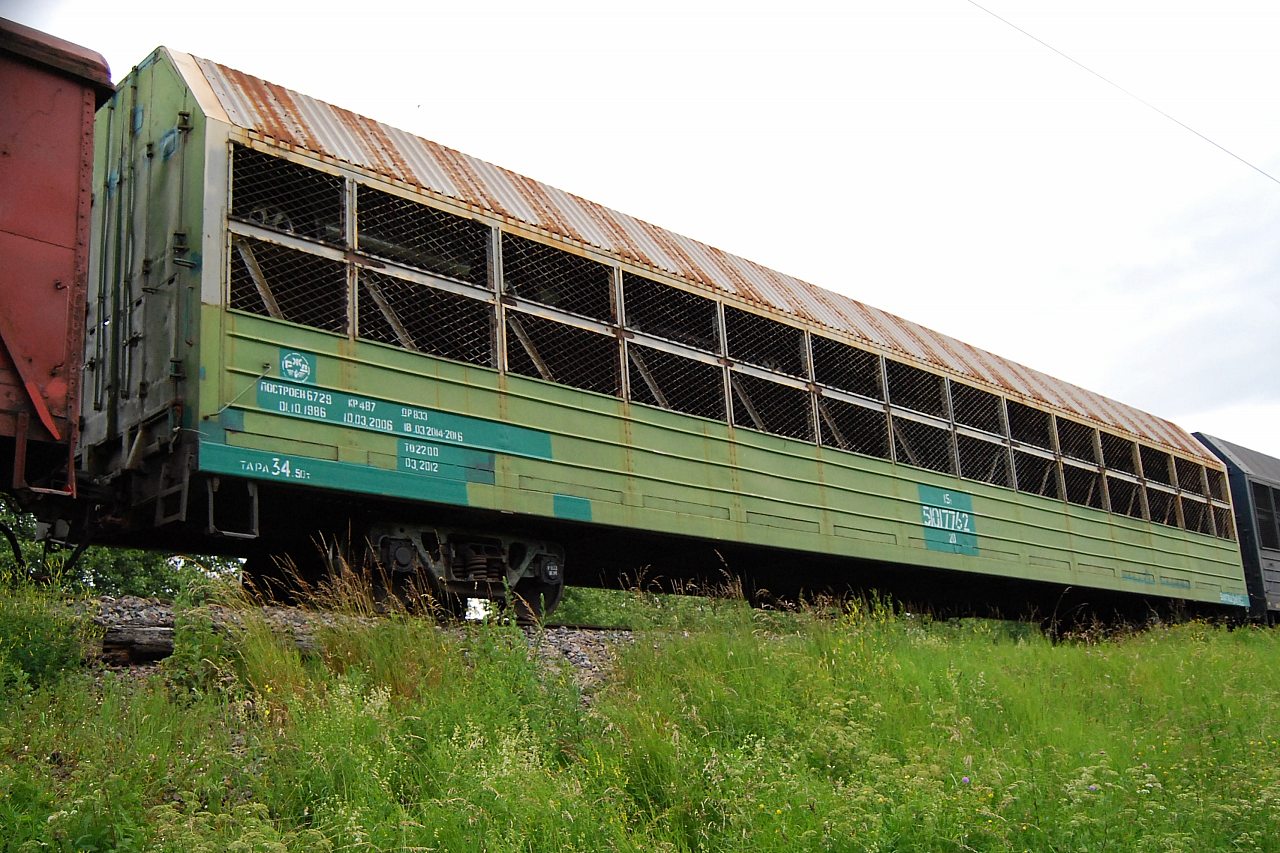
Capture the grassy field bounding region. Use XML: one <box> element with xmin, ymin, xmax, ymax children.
<box><xmin>2</xmin><ymin>576</ymin><xmax>1279</xmax><ymax>851</ymax></box>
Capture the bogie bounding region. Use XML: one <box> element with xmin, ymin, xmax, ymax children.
<box><xmin>373</xmin><ymin>525</ymin><xmax>565</xmax><ymax>620</ymax></box>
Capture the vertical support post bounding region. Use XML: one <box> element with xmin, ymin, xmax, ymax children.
<box><xmin>1092</xmin><ymin>429</ymin><xmax>1110</xmax><ymax>513</ymax></box>
<box><xmin>1048</xmin><ymin>414</ymin><xmax>1067</xmax><ymax>504</ymax></box>
<box><xmin>716</xmin><ymin>302</ymin><xmax>732</xmax><ymax>427</ymax></box>
<box><xmin>999</xmin><ymin>397</ymin><xmax>1017</xmax><ymax>490</ymax></box>
<box><xmin>804</xmin><ymin>330</ymin><xmax>820</xmax><ymax>445</ymax></box>
<box><xmin>880</xmin><ymin>354</ymin><xmax>897</xmax><ymax>464</ymax></box>
<box><xmin>944</xmin><ymin>377</ymin><xmax>962</xmax><ymax>477</ymax></box>
<box><xmin>344</xmin><ymin>178</ymin><xmax>358</xmax><ymax>338</ymax></box>
<box><xmin>613</xmin><ymin>266</ymin><xmax>629</xmax><ymax>403</ymax></box>
<box><xmin>490</xmin><ymin>226</ymin><xmax>506</xmax><ymax>373</ymax></box>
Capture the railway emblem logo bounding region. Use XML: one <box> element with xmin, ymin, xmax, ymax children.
<box><xmin>280</xmin><ymin>350</ymin><xmax>315</xmax><ymax>384</ymax></box>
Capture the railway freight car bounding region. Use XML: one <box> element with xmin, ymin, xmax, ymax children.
<box><xmin>1196</xmin><ymin>434</ymin><xmax>1280</xmax><ymax>620</ymax></box>
<box><xmin>60</xmin><ymin>44</ymin><xmax>1246</xmax><ymax>617</ymax></box>
<box><xmin>0</xmin><ymin>20</ymin><xmax>112</xmax><ymax>502</ymax></box>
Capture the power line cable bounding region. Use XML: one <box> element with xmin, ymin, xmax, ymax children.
<box><xmin>964</xmin><ymin>0</ymin><xmax>1280</xmax><ymax>187</ymax></box>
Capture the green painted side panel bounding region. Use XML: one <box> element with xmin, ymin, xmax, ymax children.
<box><xmin>256</xmin><ymin>368</ymin><xmax>551</xmax><ymax>459</ymax></box>
<box><xmin>398</xmin><ymin>439</ymin><xmax>495</xmax><ymax>485</ymax></box>
<box><xmin>554</xmin><ymin>495</ymin><xmax>593</xmax><ymax>522</ymax></box>
<box><xmin>200</xmin><ymin>441</ymin><xmax>470</xmax><ymax>505</ymax></box>
<box><xmin>197</xmin><ymin>309</ymin><xmax>1250</xmax><ymax>608</ymax></box>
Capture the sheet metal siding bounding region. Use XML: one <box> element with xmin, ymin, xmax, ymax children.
<box><xmin>191</xmin><ymin>56</ymin><xmax>1211</xmax><ymax>462</ymax></box>
<box><xmin>1197</xmin><ymin>434</ymin><xmax>1280</xmax><ymax>486</ymax></box>
<box><xmin>0</xmin><ymin>43</ymin><xmax>96</xmax><ymax>445</ymax></box>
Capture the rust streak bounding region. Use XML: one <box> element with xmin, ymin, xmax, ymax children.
<box><xmin>642</xmin><ymin>223</ymin><xmax>711</xmax><ymax>288</ymax></box>
<box><xmin>753</xmin><ymin>264</ymin><xmax>820</xmax><ymax>324</ymax></box>
<box><xmin>432</xmin><ymin>144</ymin><xmax>507</xmax><ymax>218</ymax></box>
<box><xmin>508</xmin><ymin>173</ymin><xmax>582</xmax><ymax>244</ymax></box>
<box><xmin>343</xmin><ymin>112</ymin><xmax>406</xmax><ymax>182</ymax></box>
<box><xmin>585</xmin><ymin>206</ymin><xmax>649</xmax><ymax>267</ymax></box>
<box><xmin>234</xmin><ymin>69</ymin><xmax>319</xmax><ymax>152</ymax></box>
<box><xmin>704</xmin><ymin>247</ymin><xmax>773</xmax><ymax>310</ymax></box>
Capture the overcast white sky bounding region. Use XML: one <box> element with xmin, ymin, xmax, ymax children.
<box><xmin>10</xmin><ymin>0</ymin><xmax>1280</xmax><ymax>456</ymax></box>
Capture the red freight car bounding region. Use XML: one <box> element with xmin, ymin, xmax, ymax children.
<box><xmin>0</xmin><ymin>18</ymin><xmax>113</xmax><ymax>497</ymax></box>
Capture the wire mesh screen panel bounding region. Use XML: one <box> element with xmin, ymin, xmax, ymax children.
<box><xmin>1056</xmin><ymin>418</ymin><xmax>1099</xmax><ymax>463</ymax></box>
<box><xmin>1212</xmin><ymin>505</ymin><xmax>1235</xmax><ymax>541</ymax></box>
<box><xmin>950</xmin><ymin>383</ymin><xmax>1005</xmax><ymax>435</ymax></box>
<box><xmin>817</xmin><ymin>396</ymin><xmax>890</xmax><ymax>459</ymax></box>
<box><xmin>892</xmin><ymin>416</ymin><xmax>955</xmax><ymax>474</ymax></box>
<box><xmin>811</xmin><ymin>336</ymin><xmax>883</xmax><ymax>400</ymax></box>
<box><xmin>1008</xmin><ymin>401</ymin><xmax>1054</xmax><ymax>449</ymax></box>
<box><xmin>622</xmin><ymin>274</ymin><xmax>719</xmax><ymax>352</ymax></box>
<box><xmin>885</xmin><ymin>361</ymin><xmax>947</xmax><ymax>418</ymax></box>
<box><xmin>502</xmin><ymin>234</ymin><xmax>613</xmax><ymax>322</ymax></box>
<box><xmin>1181</xmin><ymin>496</ymin><xmax>1213</xmax><ymax>535</ymax></box>
<box><xmin>730</xmin><ymin>372</ymin><xmax>813</xmax><ymax>440</ymax></box>
<box><xmin>1106</xmin><ymin>476</ymin><xmax>1145</xmax><ymax>520</ymax></box>
<box><xmin>627</xmin><ymin>344</ymin><xmax>725</xmax><ymax>421</ymax></box>
<box><xmin>1175</xmin><ymin>458</ymin><xmax>1206</xmax><ymax>496</ymax></box>
<box><xmin>1256</xmin><ymin>484</ymin><xmax>1280</xmax><ymax>550</ymax></box>
<box><xmin>1062</xmin><ymin>464</ymin><xmax>1104</xmax><ymax>510</ymax></box>
<box><xmin>1146</xmin><ymin>487</ymin><xmax>1178</xmax><ymax>527</ymax></box>
<box><xmin>505</xmin><ymin>311</ymin><xmax>620</xmax><ymax>396</ymax></box>
<box><xmin>1013</xmin><ymin>450</ymin><xmax>1060</xmax><ymax>499</ymax></box>
<box><xmin>231</xmin><ymin>146</ymin><xmax>344</xmax><ymax>246</ymax></box>
<box><xmin>957</xmin><ymin>434</ymin><xmax>1010</xmax><ymax>486</ymax></box>
<box><xmin>1140</xmin><ymin>445</ymin><xmax>1174</xmax><ymax>487</ymax></box>
<box><xmin>356</xmin><ymin>186</ymin><xmax>489</xmax><ymax>287</ymax></box>
<box><xmin>1205</xmin><ymin>467</ymin><xmax>1229</xmax><ymax>502</ymax></box>
<box><xmin>357</xmin><ymin>270</ymin><xmax>493</xmax><ymax>366</ymax></box>
<box><xmin>1100</xmin><ymin>433</ymin><xmax>1138</xmax><ymax>475</ymax></box>
<box><xmin>229</xmin><ymin>237</ymin><xmax>348</xmax><ymax>333</ymax></box>
<box><xmin>724</xmin><ymin>307</ymin><xmax>807</xmax><ymax>377</ymax></box>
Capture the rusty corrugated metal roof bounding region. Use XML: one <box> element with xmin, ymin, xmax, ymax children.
<box><xmin>190</xmin><ymin>54</ymin><xmax>1214</xmax><ymax>462</ymax></box>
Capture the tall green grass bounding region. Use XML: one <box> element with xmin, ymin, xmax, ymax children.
<box><xmin>0</xmin><ymin>572</ymin><xmax>96</xmax><ymax>697</ymax></box>
<box><xmin>2</xmin><ymin>581</ymin><xmax>1279</xmax><ymax>850</ymax></box>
